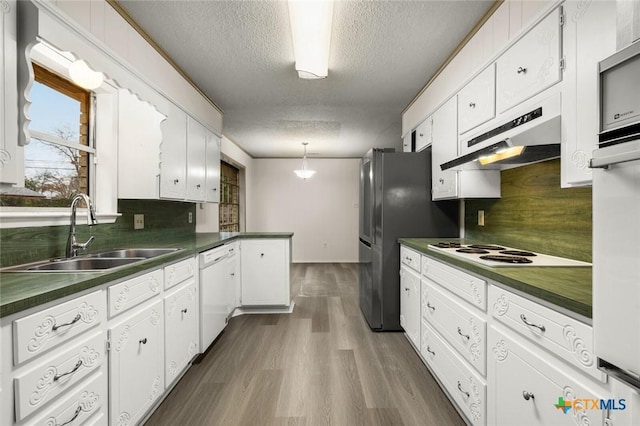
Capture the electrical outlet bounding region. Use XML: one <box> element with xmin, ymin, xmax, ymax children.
<box><xmin>478</xmin><ymin>210</ymin><xmax>485</xmax><ymax>226</ymax></box>
<box><xmin>188</xmin><ymin>212</ymin><xmax>193</xmax><ymax>224</ymax></box>
<box><xmin>134</xmin><ymin>214</ymin><xmax>144</xmax><ymax>230</ymax></box>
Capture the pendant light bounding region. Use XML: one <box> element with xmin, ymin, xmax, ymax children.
<box><xmin>294</xmin><ymin>143</ymin><xmax>316</xmax><ymax>179</ymax></box>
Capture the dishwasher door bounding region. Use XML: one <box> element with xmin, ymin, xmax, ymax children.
<box><xmin>199</xmin><ymin>247</ymin><xmax>229</xmax><ymax>352</ymax></box>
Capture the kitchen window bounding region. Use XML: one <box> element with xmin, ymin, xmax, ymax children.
<box><xmin>219</xmin><ymin>161</ymin><xmax>240</xmax><ymax>232</ymax></box>
<box><xmin>0</xmin><ymin>63</ymin><xmax>93</xmax><ymax>207</ymax></box>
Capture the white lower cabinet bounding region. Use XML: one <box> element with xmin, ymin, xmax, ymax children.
<box><xmin>240</xmin><ymin>239</ymin><xmax>290</xmax><ymax>306</ymax></box>
<box><xmin>422</xmin><ymin>321</ymin><xmax>486</xmax><ymax>425</ymax></box>
<box><xmin>164</xmin><ymin>279</ymin><xmax>199</xmax><ymax>388</ymax></box>
<box><xmin>399</xmin><ymin>265</ymin><xmax>421</xmax><ymax>349</ymax></box>
<box><xmin>108</xmin><ymin>299</ymin><xmax>164</xmax><ymax>426</ymax></box>
<box><xmin>488</xmin><ymin>324</ymin><xmax>613</xmax><ymax>426</ymax></box>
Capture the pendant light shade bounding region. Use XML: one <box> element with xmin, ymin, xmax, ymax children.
<box><xmin>294</xmin><ymin>143</ymin><xmax>316</xmax><ymax>179</ymax></box>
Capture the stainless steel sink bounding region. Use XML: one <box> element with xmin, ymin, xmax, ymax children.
<box><xmin>87</xmin><ymin>248</ymin><xmax>181</xmax><ymax>259</ymax></box>
<box><xmin>7</xmin><ymin>257</ymin><xmax>144</xmax><ymax>272</ymax></box>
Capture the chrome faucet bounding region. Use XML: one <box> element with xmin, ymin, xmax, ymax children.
<box><xmin>66</xmin><ymin>194</ymin><xmax>98</xmax><ymax>258</ymax></box>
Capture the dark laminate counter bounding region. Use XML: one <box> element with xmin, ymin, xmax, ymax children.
<box><xmin>0</xmin><ymin>232</ymin><xmax>293</xmax><ymax>318</ymax></box>
<box><xmin>399</xmin><ymin>238</ymin><xmax>592</xmax><ymax>320</ymax></box>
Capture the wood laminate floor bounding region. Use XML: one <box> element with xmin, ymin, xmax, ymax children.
<box><xmin>145</xmin><ymin>263</ymin><xmax>465</xmax><ymax>426</ymax></box>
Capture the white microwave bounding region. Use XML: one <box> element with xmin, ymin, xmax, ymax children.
<box><xmin>599</xmin><ymin>40</ymin><xmax>640</xmax><ymax>146</ymax></box>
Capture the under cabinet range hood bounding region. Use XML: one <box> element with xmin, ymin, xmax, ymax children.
<box><xmin>441</xmin><ymin>92</ymin><xmax>562</xmax><ymax>171</ymax></box>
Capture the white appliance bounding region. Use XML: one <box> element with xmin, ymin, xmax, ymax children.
<box><xmin>592</xmin><ymin>40</ymin><xmax>640</xmax><ymax>392</ymax></box>
<box><xmin>429</xmin><ymin>242</ymin><xmax>590</xmax><ymax>268</ymax></box>
<box><xmin>199</xmin><ymin>245</ymin><xmax>229</xmax><ymax>352</ymax></box>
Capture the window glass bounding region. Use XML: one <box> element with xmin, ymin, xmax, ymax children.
<box><xmin>0</xmin><ymin>64</ymin><xmax>92</xmax><ymax>207</ymax></box>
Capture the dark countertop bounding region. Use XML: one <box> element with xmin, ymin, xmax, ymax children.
<box><xmin>0</xmin><ymin>232</ymin><xmax>293</xmax><ymax>318</ymax></box>
<box><xmin>399</xmin><ymin>238</ymin><xmax>592</xmax><ymax>319</ymax></box>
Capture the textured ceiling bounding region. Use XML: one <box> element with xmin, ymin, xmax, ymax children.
<box><xmin>118</xmin><ymin>0</ymin><xmax>493</xmax><ymax>158</ymax></box>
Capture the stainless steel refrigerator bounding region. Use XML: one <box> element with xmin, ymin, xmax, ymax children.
<box><xmin>359</xmin><ymin>147</ymin><xmax>459</xmax><ymax>331</ymax></box>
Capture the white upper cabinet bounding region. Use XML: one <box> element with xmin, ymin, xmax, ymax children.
<box><xmin>561</xmin><ymin>0</ymin><xmax>617</xmax><ymax>187</ymax></box>
<box><xmin>117</xmin><ymin>90</ymin><xmax>165</xmax><ymax>199</ymax></box>
<box><xmin>458</xmin><ymin>64</ymin><xmax>496</xmax><ymax>135</ymax></box>
<box><xmin>205</xmin><ymin>133</ymin><xmax>221</xmax><ymax>203</ymax></box>
<box><xmin>186</xmin><ymin>117</ymin><xmax>207</xmax><ymax>202</ymax></box>
<box><xmin>431</xmin><ymin>98</ymin><xmax>459</xmax><ymax>200</ymax></box>
<box><xmin>415</xmin><ymin>117</ymin><xmax>433</xmax><ymax>152</ymax></box>
<box><xmin>402</xmin><ymin>132</ymin><xmax>413</xmax><ymax>152</ymax></box>
<box><xmin>160</xmin><ymin>102</ymin><xmax>188</xmax><ymax>200</ymax></box>
<box><xmin>496</xmin><ymin>7</ymin><xmax>562</xmax><ymax>114</ymax></box>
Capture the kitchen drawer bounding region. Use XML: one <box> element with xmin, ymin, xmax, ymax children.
<box><xmin>165</xmin><ymin>256</ymin><xmax>196</xmax><ymax>290</ymax></box>
<box><xmin>108</xmin><ymin>268</ymin><xmax>163</xmax><ymax>317</ymax></box>
<box><xmin>13</xmin><ymin>290</ymin><xmax>105</xmax><ymax>366</ymax></box>
<box><xmin>488</xmin><ymin>285</ymin><xmax>604</xmax><ymax>382</ymax></box>
<box><xmin>400</xmin><ymin>246</ymin><xmax>421</xmax><ymax>273</ymax></box>
<box><xmin>422</xmin><ymin>257</ymin><xmax>487</xmax><ymax>311</ymax></box>
<box><xmin>14</xmin><ymin>331</ymin><xmax>106</xmax><ymax>420</ymax></box>
<box><xmin>421</xmin><ymin>321</ymin><xmax>486</xmax><ymax>426</ymax></box>
<box><xmin>422</xmin><ymin>279</ymin><xmax>487</xmax><ymax>376</ymax></box>
<box><xmin>23</xmin><ymin>370</ymin><xmax>107</xmax><ymax>426</ymax></box>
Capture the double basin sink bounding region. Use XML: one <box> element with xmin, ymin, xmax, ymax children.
<box><xmin>3</xmin><ymin>248</ymin><xmax>182</xmax><ymax>272</ymax></box>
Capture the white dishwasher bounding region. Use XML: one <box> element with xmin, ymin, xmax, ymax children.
<box><xmin>199</xmin><ymin>245</ymin><xmax>229</xmax><ymax>352</ymax></box>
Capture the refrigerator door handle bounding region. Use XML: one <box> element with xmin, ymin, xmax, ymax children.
<box><xmin>359</xmin><ymin>238</ymin><xmax>372</xmax><ymax>248</ymax></box>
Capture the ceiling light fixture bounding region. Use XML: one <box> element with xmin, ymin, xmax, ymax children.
<box><xmin>288</xmin><ymin>0</ymin><xmax>334</xmax><ymax>79</ymax></box>
<box><xmin>69</xmin><ymin>59</ymin><xmax>104</xmax><ymax>90</ymax></box>
<box><xmin>294</xmin><ymin>142</ymin><xmax>316</xmax><ymax>179</ymax></box>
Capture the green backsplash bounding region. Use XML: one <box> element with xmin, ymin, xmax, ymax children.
<box><xmin>464</xmin><ymin>159</ymin><xmax>592</xmax><ymax>262</ymax></box>
<box><xmin>0</xmin><ymin>199</ymin><xmax>196</xmax><ymax>267</ymax></box>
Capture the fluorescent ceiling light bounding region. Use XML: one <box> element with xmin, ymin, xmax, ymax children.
<box><xmin>69</xmin><ymin>60</ymin><xmax>104</xmax><ymax>90</ymax></box>
<box><xmin>288</xmin><ymin>0</ymin><xmax>333</xmax><ymax>79</ymax></box>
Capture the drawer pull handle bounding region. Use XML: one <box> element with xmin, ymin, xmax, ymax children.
<box><xmin>426</xmin><ymin>346</ymin><xmax>435</xmax><ymax>356</ymax></box>
<box><xmin>405</xmin><ymin>256</ymin><xmax>412</xmax><ymax>262</ymax></box>
<box><xmin>52</xmin><ymin>314</ymin><xmax>81</xmax><ymax>331</ymax></box>
<box><xmin>426</xmin><ymin>302</ymin><xmax>436</xmax><ymax>311</ymax></box>
<box><xmin>438</xmin><ymin>178</ymin><xmax>444</xmax><ymax>184</ymax></box>
<box><xmin>457</xmin><ymin>327</ymin><xmax>470</xmax><ymax>341</ymax></box>
<box><xmin>517</xmin><ymin>66</ymin><xmax>527</xmax><ymax>74</ymax></box>
<box><xmin>520</xmin><ymin>314</ymin><xmax>546</xmax><ymax>332</ymax></box>
<box><xmin>173</xmin><ymin>179</ymin><xmax>179</xmax><ymax>184</ymax></box>
<box><xmin>522</xmin><ymin>391</ymin><xmax>535</xmax><ymax>401</ymax></box>
<box><xmin>58</xmin><ymin>405</ymin><xmax>82</xmax><ymax>426</ymax></box>
<box><xmin>261</xmin><ymin>253</ymin><xmax>264</xmax><ymax>257</ymax></box>
<box><xmin>457</xmin><ymin>381</ymin><xmax>470</xmax><ymax>398</ymax></box>
<box><xmin>139</xmin><ymin>338</ymin><xmax>148</xmax><ymax>345</ymax></box>
<box><xmin>181</xmin><ymin>308</ymin><xmax>188</xmax><ymax>314</ymax></box>
<box><xmin>53</xmin><ymin>360</ymin><xmax>83</xmax><ymax>382</ymax></box>
<box><xmin>196</xmin><ymin>184</ymin><xmax>201</xmax><ymax>189</ymax></box>
<box><xmin>469</xmin><ymin>102</ymin><xmax>476</xmax><ymax>108</ymax></box>
<box><xmin>405</xmin><ymin>287</ymin><xmax>410</xmax><ymax>292</ymax></box>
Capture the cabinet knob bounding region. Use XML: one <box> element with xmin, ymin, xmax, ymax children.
<box><xmin>469</xmin><ymin>102</ymin><xmax>476</xmax><ymax>108</ymax></box>
<box><xmin>522</xmin><ymin>391</ymin><xmax>534</xmax><ymax>401</ymax></box>
<box><xmin>419</xmin><ymin>133</ymin><xmax>424</xmax><ymax>137</ymax></box>
<box><xmin>404</xmin><ymin>287</ymin><xmax>410</xmax><ymax>292</ymax></box>
<box><xmin>174</xmin><ymin>179</ymin><xmax>179</xmax><ymax>184</ymax></box>
<box><xmin>181</xmin><ymin>308</ymin><xmax>188</xmax><ymax>314</ymax></box>
<box><xmin>139</xmin><ymin>338</ymin><xmax>148</xmax><ymax>345</ymax></box>
<box><xmin>517</xmin><ymin>66</ymin><xmax>527</xmax><ymax>74</ymax></box>
<box><xmin>260</xmin><ymin>253</ymin><xmax>264</xmax><ymax>257</ymax></box>
<box><xmin>213</xmin><ymin>188</ymin><xmax>217</xmax><ymax>191</ymax></box>
<box><xmin>439</xmin><ymin>178</ymin><xmax>444</xmax><ymax>184</ymax></box>
<box><xmin>196</xmin><ymin>184</ymin><xmax>201</xmax><ymax>189</ymax></box>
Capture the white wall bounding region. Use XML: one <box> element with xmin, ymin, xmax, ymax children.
<box><xmin>247</xmin><ymin>158</ymin><xmax>360</xmax><ymax>263</ymax></box>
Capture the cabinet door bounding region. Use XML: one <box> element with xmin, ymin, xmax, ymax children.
<box><xmin>402</xmin><ymin>132</ymin><xmax>412</xmax><ymax>152</ymax></box>
<box><xmin>458</xmin><ymin>64</ymin><xmax>496</xmax><ymax>135</ymax></box>
<box><xmin>117</xmin><ymin>89</ymin><xmax>165</xmax><ymax>199</ymax></box>
<box><xmin>204</xmin><ymin>133</ymin><xmax>221</xmax><ymax>203</ymax></box>
<box><xmin>496</xmin><ymin>8</ymin><xmax>562</xmax><ymax>114</ymax></box>
<box><xmin>431</xmin><ymin>97</ymin><xmax>459</xmax><ymax>200</ymax></box>
<box><xmin>185</xmin><ymin>116</ymin><xmax>207</xmax><ymax>202</ymax></box>
<box><xmin>109</xmin><ymin>300</ymin><xmax>164</xmax><ymax>426</ymax></box>
<box><xmin>160</xmin><ymin>102</ymin><xmax>187</xmax><ymax>200</ymax></box>
<box><xmin>164</xmin><ymin>280</ymin><xmax>199</xmax><ymax>387</ymax></box>
<box><xmin>415</xmin><ymin>117</ymin><xmax>432</xmax><ymax>152</ymax></box>
<box><xmin>240</xmin><ymin>240</ymin><xmax>289</xmax><ymax>306</ymax></box>
<box><xmin>400</xmin><ymin>266</ymin><xmax>420</xmax><ymax>349</ymax></box>
<box><xmin>488</xmin><ymin>325</ymin><xmax>611</xmax><ymax>426</ymax></box>
<box><xmin>561</xmin><ymin>0</ymin><xmax>616</xmax><ymax>187</ymax></box>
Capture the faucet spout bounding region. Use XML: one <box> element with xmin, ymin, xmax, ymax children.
<box><xmin>66</xmin><ymin>194</ymin><xmax>98</xmax><ymax>258</ymax></box>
